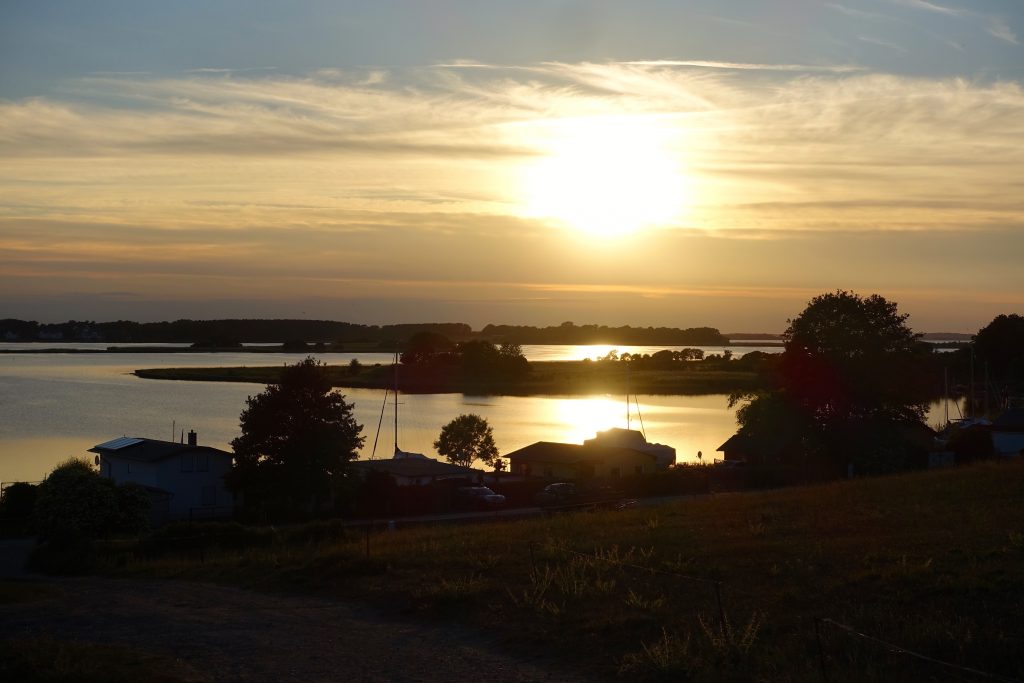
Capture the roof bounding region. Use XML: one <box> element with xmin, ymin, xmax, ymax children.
<box><xmin>505</xmin><ymin>441</ymin><xmax>657</xmax><ymax>464</ymax></box>
<box><xmin>716</xmin><ymin>432</ymin><xmax>795</xmax><ymax>459</ymax></box>
<box><xmin>89</xmin><ymin>438</ymin><xmax>231</xmax><ymax>463</ymax></box>
<box><xmin>350</xmin><ymin>457</ymin><xmax>480</xmax><ymax>479</ymax></box>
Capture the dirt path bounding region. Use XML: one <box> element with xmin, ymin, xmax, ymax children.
<box><xmin>0</xmin><ymin>577</ymin><xmax>585</xmax><ymax>682</ymax></box>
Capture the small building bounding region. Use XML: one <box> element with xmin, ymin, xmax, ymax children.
<box><xmin>90</xmin><ymin>431</ymin><xmax>234</xmax><ymax>524</ymax></box>
<box><xmin>583</xmin><ymin>428</ymin><xmax>676</xmax><ymax>468</ymax></box>
<box><xmin>505</xmin><ymin>441</ymin><xmax>658</xmax><ymax>480</ymax></box>
<box><xmin>716</xmin><ymin>431</ymin><xmax>798</xmax><ymax>465</ymax></box>
<box><xmin>349</xmin><ymin>457</ymin><xmax>482</xmax><ymax>486</ymax></box>
<box><xmin>991</xmin><ymin>408</ymin><xmax>1024</xmax><ymax>456</ymax></box>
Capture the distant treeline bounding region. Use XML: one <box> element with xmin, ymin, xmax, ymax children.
<box><xmin>478</xmin><ymin>322</ymin><xmax>727</xmax><ymax>345</ymax></box>
<box><xmin>0</xmin><ymin>318</ymin><xmax>473</xmax><ymax>346</ymax></box>
<box><xmin>0</xmin><ymin>318</ymin><xmax>727</xmax><ymax>346</ymax></box>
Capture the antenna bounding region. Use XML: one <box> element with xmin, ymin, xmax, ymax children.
<box><xmin>172</xmin><ymin>419</ymin><xmax>175</xmax><ymax>442</ymax></box>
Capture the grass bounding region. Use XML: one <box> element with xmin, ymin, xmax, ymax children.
<box><xmin>0</xmin><ymin>637</ymin><xmax>210</xmax><ymax>683</ymax></box>
<box><xmin>100</xmin><ymin>460</ymin><xmax>1024</xmax><ymax>681</ymax></box>
<box><xmin>134</xmin><ymin>359</ymin><xmax>767</xmax><ymax>396</ymax></box>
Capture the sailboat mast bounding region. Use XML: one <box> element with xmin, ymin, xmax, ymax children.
<box><xmin>393</xmin><ymin>350</ymin><xmax>399</xmax><ymax>454</ymax></box>
<box><xmin>625</xmin><ymin>361</ymin><xmax>631</xmax><ymax>430</ymax></box>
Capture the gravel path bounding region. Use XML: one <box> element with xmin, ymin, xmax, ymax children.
<box><xmin>0</xmin><ymin>577</ymin><xmax>585</xmax><ymax>682</ymax></box>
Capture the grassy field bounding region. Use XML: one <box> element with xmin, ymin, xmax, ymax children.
<box><xmin>102</xmin><ymin>460</ymin><xmax>1024</xmax><ymax>681</ymax></box>
<box><xmin>134</xmin><ymin>359</ymin><xmax>767</xmax><ymax>396</ymax></box>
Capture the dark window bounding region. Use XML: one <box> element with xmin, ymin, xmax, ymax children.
<box><xmin>180</xmin><ymin>454</ymin><xmax>194</xmax><ymax>472</ymax></box>
<box><xmin>635</xmin><ymin>465</ymin><xmax>643</xmax><ymax>475</ymax></box>
<box><xmin>201</xmin><ymin>485</ymin><xmax>216</xmax><ymax>506</ymax></box>
<box><xmin>196</xmin><ymin>453</ymin><xmax>209</xmax><ymax>472</ymax></box>
<box><xmin>610</xmin><ymin>467</ymin><xmax>621</xmax><ymax>478</ymax></box>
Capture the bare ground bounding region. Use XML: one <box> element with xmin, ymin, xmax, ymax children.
<box><xmin>0</xmin><ymin>576</ymin><xmax>586</xmax><ymax>682</ymax></box>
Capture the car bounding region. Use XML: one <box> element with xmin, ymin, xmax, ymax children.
<box><xmin>455</xmin><ymin>486</ymin><xmax>506</xmax><ymax>510</ymax></box>
<box><xmin>534</xmin><ymin>482</ymin><xmax>578</xmax><ymax>506</ymax></box>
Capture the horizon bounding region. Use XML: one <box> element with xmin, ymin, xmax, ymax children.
<box><xmin>2</xmin><ymin>1</ymin><xmax>1022</xmax><ymax>332</ymax></box>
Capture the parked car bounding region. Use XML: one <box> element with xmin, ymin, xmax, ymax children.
<box><xmin>455</xmin><ymin>486</ymin><xmax>506</xmax><ymax>510</ymax></box>
<box><xmin>534</xmin><ymin>482</ymin><xmax>578</xmax><ymax>506</ymax></box>
<box><xmin>534</xmin><ymin>482</ymin><xmax>633</xmax><ymax>510</ymax></box>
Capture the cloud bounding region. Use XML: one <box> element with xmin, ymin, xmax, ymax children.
<box><xmin>620</xmin><ymin>60</ymin><xmax>864</xmax><ymax>73</ymax></box>
<box><xmin>1</xmin><ymin>65</ymin><xmax>1021</xmax><ymax>234</ymax></box>
<box><xmin>892</xmin><ymin>0</ymin><xmax>963</xmax><ymax>17</ymax></box>
<box><xmin>988</xmin><ymin>17</ymin><xmax>1019</xmax><ymax>44</ymax></box>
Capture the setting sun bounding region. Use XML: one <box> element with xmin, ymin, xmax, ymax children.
<box><xmin>521</xmin><ymin>116</ymin><xmax>691</xmax><ymax>238</ymax></box>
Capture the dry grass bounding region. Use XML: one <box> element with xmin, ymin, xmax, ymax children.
<box><xmin>109</xmin><ymin>459</ymin><xmax>1024</xmax><ymax>680</ymax></box>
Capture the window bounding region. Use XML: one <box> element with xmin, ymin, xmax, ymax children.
<box><xmin>610</xmin><ymin>467</ymin><xmax>621</xmax><ymax>478</ymax></box>
<box><xmin>201</xmin><ymin>485</ymin><xmax>216</xmax><ymax>507</ymax></box>
<box><xmin>635</xmin><ymin>465</ymin><xmax>643</xmax><ymax>475</ymax></box>
<box><xmin>180</xmin><ymin>454</ymin><xmax>194</xmax><ymax>472</ymax></box>
<box><xmin>127</xmin><ymin>462</ymin><xmax>133</xmax><ymax>474</ymax></box>
<box><xmin>196</xmin><ymin>453</ymin><xmax>209</xmax><ymax>472</ymax></box>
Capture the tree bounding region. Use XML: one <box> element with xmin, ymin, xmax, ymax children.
<box><xmin>434</xmin><ymin>414</ymin><xmax>501</xmax><ymax>470</ymax></box>
<box><xmin>973</xmin><ymin>314</ymin><xmax>1024</xmax><ymax>382</ymax></box>
<box><xmin>736</xmin><ymin>291</ymin><xmax>934</xmax><ymax>475</ymax></box>
<box><xmin>779</xmin><ymin>290</ymin><xmax>930</xmax><ymax>422</ymax></box>
<box><xmin>228</xmin><ymin>357</ymin><xmax>364</xmax><ymax>515</ymax></box>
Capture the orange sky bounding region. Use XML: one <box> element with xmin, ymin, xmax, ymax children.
<box><xmin>1</xmin><ymin>2</ymin><xmax>1022</xmax><ymax>332</ymax></box>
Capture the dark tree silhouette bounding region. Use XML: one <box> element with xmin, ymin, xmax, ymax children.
<box><xmin>228</xmin><ymin>357</ymin><xmax>363</xmax><ymax>515</ymax></box>
<box><xmin>434</xmin><ymin>414</ymin><xmax>500</xmax><ymax>470</ymax></box>
<box><xmin>972</xmin><ymin>314</ymin><xmax>1024</xmax><ymax>382</ymax></box>
<box><xmin>735</xmin><ymin>291</ymin><xmax>934</xmax><ymax>475</ymax></box>
<box><xmin>780</xmin><ymin>290</ymin><xmax>930</xmax><ymax>422</ymax></box>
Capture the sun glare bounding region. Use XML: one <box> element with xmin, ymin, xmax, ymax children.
<box><xmin>521</xmin><ymin>116</ymin><xmax>691</xmax><ymax>238</ymax></box>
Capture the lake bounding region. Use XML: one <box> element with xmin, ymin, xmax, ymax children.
<box><xmin>0</xmin><ymin>344</ymin><xmax>954</xmax><ymax>483</ymax></box>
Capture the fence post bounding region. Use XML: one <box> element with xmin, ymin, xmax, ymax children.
<box><xmin>814</xmin><ymin>618</ymin><xmax>829</xmax><ymax>683</ymax></box>
<box><xmin>714</xmin><ymin>581</ymin><xmax>726</xmax><ymax>639</ymax></box>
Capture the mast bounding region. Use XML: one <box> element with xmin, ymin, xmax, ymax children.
<box><xmin>393</xmin><ymin>352</ymin><xmax>397</xmax><ymax>454</ymax></box>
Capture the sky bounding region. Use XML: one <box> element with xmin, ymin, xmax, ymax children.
<box><xmin>1</xmin><ymin>1</ymin><xmax>1022</xmax><ymax>333</ymax></box>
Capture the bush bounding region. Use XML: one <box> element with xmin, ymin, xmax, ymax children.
<box><xmin>32</xmin><ymin>459</ymin><xmax>150</xmax><ymax>544</ymax></box>
<box><xmin>0</xmin><ymin>482</ymin><xmax>37</xmax><ymax>535</ymax></box>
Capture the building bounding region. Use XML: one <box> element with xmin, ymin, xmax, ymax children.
<box><xmin>505</xmin><ymin>441</ymin><xmax>659</xmax><ymax>480</ymax></box>
<box><xmin>349</xmin><ymin>457</ymin><xmax>481</xmax><ymax>486</ymax></box>
<box><xmin>583</xmin><ymin>428</ymin><xmax>676</xmax><ymax>468</ymax></box>
<box><xmin>90</xmin><ymin>431</ymin><xmax>234</xmax><ymax>524</ymax></box>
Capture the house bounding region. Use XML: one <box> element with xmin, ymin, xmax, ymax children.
<box><xmin>349</xmin><ymin>457</ymin><xmax>482</xmax><ymax>486</ymax></box>
<box><xmin>716</xmin><ymin>431</ymin><xmax>799</xmax><ymax>465</ymax></box>
<box><xmin>505</xmin><ymin>441</ymin><xmax>658</xmax><ymax>480</ymax></box>
<box><xmin>990</xmin><ymin>408</ymin><xmax>1024</xmax><ymax>456</ymax></box>
<box><xmin>583</xmin><ymin>428</ymin><xmax>676</xmax><ymax>468</ymax></box>
<box><xmin>90</xmin><ymin>431</ymin><xmax>234</xmax><ymax>524</ymax></box>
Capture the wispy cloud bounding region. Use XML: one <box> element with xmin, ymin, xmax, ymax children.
<box><xmin>893</xmin><ymin>0</ymin><xmax>963</xmax><ymax>17</ymax></box>
<box><xmin>620</xmin><ymin>60</ymin><xmax>864</xmax><ymax>73</ymax></box>
<box><xmin>988</xmin><ymin>17</ymin><xmax>1019</xmax><ymax>44</ymax></box>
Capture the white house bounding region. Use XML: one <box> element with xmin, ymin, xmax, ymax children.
<box><xmin>90</xmin><ymin>431</ymin><xmax>234</xmax><ymax>524</ymax></box>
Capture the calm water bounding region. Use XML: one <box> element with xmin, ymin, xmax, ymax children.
<box><xmin>0</xmin><ymin>344</ymin><xmax>950</xmax><ymax>482</ymax></box>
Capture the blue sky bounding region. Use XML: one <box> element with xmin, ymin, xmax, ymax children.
<box><xmin>1</xmin><ymin>1</ymin><xmax>1021</xmax><ymax>331</ymax></box>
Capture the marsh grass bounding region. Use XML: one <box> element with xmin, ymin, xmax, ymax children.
<box><xmin>105</xmin><ymin>460</ymin><xmax>1024</xmax><ymax>680</ymax></box>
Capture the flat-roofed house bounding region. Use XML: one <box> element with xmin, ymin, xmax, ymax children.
<box><xmin>505</xmin><ymin>441</ymin><xmax>658</xmax><ymax>480</ymax></box>
<box><xmin>90</xmin><ymin>430</ymin><xmax>234</xmax><ymax>524</ymax></box>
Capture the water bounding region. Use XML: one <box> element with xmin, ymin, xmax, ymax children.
<box><xmin>0</xmin><ymin>345</ymin><xmax>950</xmax><ymax>483</ymax></box>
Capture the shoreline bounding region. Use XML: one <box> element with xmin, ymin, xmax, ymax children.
<box><xmin>133</xmin><ymin>360</ymin><xmax>770</xmax><ymax>396</ymax></box>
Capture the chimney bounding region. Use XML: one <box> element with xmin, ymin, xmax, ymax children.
<box><xmin>187</xmin><ymin>429</ymin><xmax>197</xmax><ymax>446</ymax></box>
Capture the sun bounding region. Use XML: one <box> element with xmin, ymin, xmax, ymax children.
<box><xmin>521</xmin><ymin>115</ymin><xmax>691</xmax><ymax>238</ymax></box>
